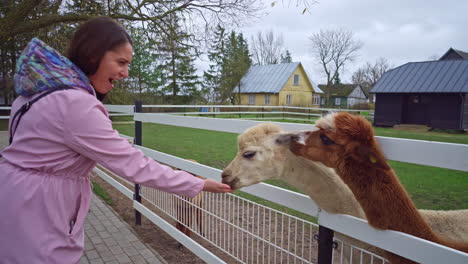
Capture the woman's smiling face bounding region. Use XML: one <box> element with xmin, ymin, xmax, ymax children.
<box><xmin>89</xmin><ymin>42</ymin><xmax>133</xmax><ymax>94</ymax></box>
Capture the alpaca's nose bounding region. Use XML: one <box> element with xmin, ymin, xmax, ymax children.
<box><xmin>221</xmin><ymin>170</ymin><xmax>230</xmax><ymax>179</ymax></box>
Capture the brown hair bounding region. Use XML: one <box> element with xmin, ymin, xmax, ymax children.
<box><xmin>67</xmin><ymin>16</ymin><xmax>133</xmax><ymax>76</ymax></box>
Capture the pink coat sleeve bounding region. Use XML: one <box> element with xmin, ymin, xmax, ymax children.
<box><xmin>63</xmin><ymin>92</ymin><xmax>204</xmax><ymax>197</ymax></box>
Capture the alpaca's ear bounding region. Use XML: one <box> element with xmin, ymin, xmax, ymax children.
<box><xmin>275</xmin><ymin>133</ymin><xmax>299</xmax><ymax>145</ymax></box>
<box><xmin>355</xmin><ymin>145</ymin><xmax>390</xmax><ymax>170</ymax></box>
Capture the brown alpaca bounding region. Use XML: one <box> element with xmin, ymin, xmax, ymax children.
<box><xmin>285</xmin><ymin>112</ymin><xmax>468</xmax><ymax>264</ymax></box>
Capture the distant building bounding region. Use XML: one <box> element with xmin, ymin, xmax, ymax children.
<box><xmin>318</xmin><ymin>84</ymin><xmax>368</xmax><ymax>108</ymax></box>
<box><xmin>439</xmin><ymin>48</ymin><xmax>468</xmax><ymax>60</ymax></box>
<box><xmin>371</xmin><ymin>48</ymin><xmax>468</xmax><ymax>130</ymax></box>
<box><xmin>234</xmin><ymin>62</ymin><xmax>323</xmax><ymax>107</ymax></box>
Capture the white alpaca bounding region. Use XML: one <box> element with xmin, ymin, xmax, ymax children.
<box><xmin>221</xmin><ymin>123</ymin><xmax>468</xmax><ymax>263</ymax></box>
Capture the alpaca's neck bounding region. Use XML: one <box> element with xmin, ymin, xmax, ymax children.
<box><xmin>336</xmin><ymin>158</ymin><xmax>437</xmax><ymax>241</ymax></box>
<box><xmin>281</xmin><ymin>153</ymin><xmax>365</xmax><ymax>218</ymax></box>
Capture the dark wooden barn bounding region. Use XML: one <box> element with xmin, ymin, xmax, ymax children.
<box><xmin>371</xmin><ymin>53</ymin><xmax>468</xmax><ymax>130</ymax></box>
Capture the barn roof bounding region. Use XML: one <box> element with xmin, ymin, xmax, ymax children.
<box><xmin>371</xmin><ymin>59</ymin><xmax>468</xmax><ymax>93</ymax></box>
<box><xmin>234</xmin><ymin>62</ymin><xmax>322</xmax><ymax>94</ymax></box>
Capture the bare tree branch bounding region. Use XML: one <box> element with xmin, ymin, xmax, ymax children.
<box><xmin>309</xmin><ymin>28</ymin><xmax>362</xmax><ymax>105</ymax></box>
<box><xmin>250</xmin><ymin>29</ymin><xmax>284</xmax><ymax>65</ymax></box>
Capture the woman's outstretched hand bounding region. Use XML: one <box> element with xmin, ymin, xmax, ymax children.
<box><xmin>203</xmin><ymin>179</ymin><xmax>233</xmax><ymax>193</ymax></box>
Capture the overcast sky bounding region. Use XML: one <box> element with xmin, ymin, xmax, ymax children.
<box><xmin>209</xmin><ymin>0</ymin><xmax>468</xmax><ymax>84</ymax></box>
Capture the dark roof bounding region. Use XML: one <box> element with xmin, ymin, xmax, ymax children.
<box><xmin>371</xmin><ymin>60</ymin><xmax>468</xmax><ymax>93</ymax></box>
<box><xmin>439</xmin><ymin>48</ymin><xmax>468</xmax><ymax>60</ymax></box>
<box><xmin>318</xmin><ymin>84</ymin><xmax>359</xmax><ymax>97</ymax></box>
<box><xmin>234</xmin><ymin>62</ymin><xmax>322</xmax><ymax>94</ymax></box>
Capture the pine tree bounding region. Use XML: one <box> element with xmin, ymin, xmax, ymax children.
<box><xmin>219</xmin><ymin>31</ymin><xmax>251</xmax><ymax>104</ymax></box>
<box><xmin>128</xmin><ymin>26</ymin><xmax>164</xmax><ymax>99</ymax></box>
<box><xmin>281</xmin><ymin>49</ymin><xmax>293</xmax><ymax>63</ymax></box>
<box><xmin>158</xmin><ymin>13</ymin><xmax>200</xmax><ymax>104</ymax></box>
<box><xmin>203</xmin><ymin>25</ymin><xmax>226</xmax><ymax>103</ymax></box>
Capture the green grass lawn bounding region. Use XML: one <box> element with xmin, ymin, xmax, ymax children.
<box><xmin>0</xmin><ymin>120</ymin><xmax>8</xmax><ymax>131</ymax></box>
<box><xmin>113</xmin><ymin>122</ymin><xmax>468</xmax><ymax>213</ymax></box>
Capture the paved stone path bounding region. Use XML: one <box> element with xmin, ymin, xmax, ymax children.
<box><xmin>80</xmin><ymin>195</ymin><xmax>166</xmax><ymax>264</ymax></box>
<box><xmin>1</xmin><ymin>132</ymin><xmax>165</xmax><ymax>264</ymax></box>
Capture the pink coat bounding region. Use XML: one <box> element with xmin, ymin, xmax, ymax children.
<box><xmin>0</xmin><ymin>88</ymin><xmax>204</xmax><ymax>263</ymax></box>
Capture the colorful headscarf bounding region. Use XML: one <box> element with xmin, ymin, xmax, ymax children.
<box><xmin>14</xmin><ymin>38</ymin><xmax>94</xmax><ymax>96</ymax></box>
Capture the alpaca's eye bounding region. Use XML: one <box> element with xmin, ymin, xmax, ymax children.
<box><xmin>242</xmin><ymin>151</ymin><xmax>256</xmax><ymax>159</ymax></box>
<box><xmin>320</xmin><ymin>134</ymin><xmax>335</xmax><ymax>145</ymax></box>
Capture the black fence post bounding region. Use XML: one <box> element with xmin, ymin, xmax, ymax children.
<box><xmin>134</xmin><ymin>100</ymin><xmax>142</xmax><ymax>226</ymax></box>
<box><xmin>317</xmin><ymin>225</ymin><xmax>334</xmax><ymax>264</ymax></box>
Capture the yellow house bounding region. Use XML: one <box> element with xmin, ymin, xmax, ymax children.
<box><xmin>234</xmin><ymin>62</ymin><xmax>323</xmax><ymax>107</ymax></box>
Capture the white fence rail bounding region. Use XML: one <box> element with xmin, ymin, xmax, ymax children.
<box><xmin>104</xmin><ymin>104</ymin><xmax>374</xmax><ymax>121</ymax></box>
<box><xmin>0</xmin><ymin>106</ymin><xmax>11</xmax><ymax>120</ymax></box>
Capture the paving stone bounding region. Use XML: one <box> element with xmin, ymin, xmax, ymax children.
<box><xmin>109</xmin><ymin>245</ymin><xmax>124</xmax><ymax>255</ymax></box>
<box><xmin>130</xmin><ymin>241</ymin><xmax>146</xmax><ymax>250</ymax></box>
<box><xmin>114</xmin><ymin>253</ymin><xmax>132</xmax><ymax>264</ymax></box>
<box><xmin>90</xmin><ymin>236</ymin><xmax>103</xmax><ymax>245</ymax></box>
<box><xmin>122</xmin><ymin>246</ymin><xmax>139</xmax><ymax>257</ymax></box>
<box><xmin>79</xmin><ymin>256</ymin><xmax>90</xmax><ymax>264</ymax></box>
<box><xmin>85</xmin><ymin>250</ymin><xmax>99</xmax><ymax>260</ymax></box>
<box><xmin>99</xmin><ymin>250</ymin><xmax>116</xmax><ymax>262</ymax></box>
<box><xmin>129</xmin><ymin>255</ymin><xmax>148</xmax><ymax>264</ymax></box>
<box><xmin>98</xmin><ymin>230</ymin><xmax>112</xmax><ymax>239</ymax></box>
<box><xmin>81</xmin><ymin>195</ymin><xmax>164</xmax><ymax>264</ymax></box>
<box><xmin>94</xmin><ymin>243</ymin><xmax>110</xmax><ymax>254</ymax></box>
<box><xmin>89</xmin><ymin>259</ymin><xmax>104</xmax><ymax>264</ymax></box>
<box><xmin>104</xmin><ymin>237</ymin><xmax>119</xmax><ymax>247</ymax></box>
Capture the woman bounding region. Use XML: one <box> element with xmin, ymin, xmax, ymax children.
<box><xmin>0</xmin><ymin>17</ymin><xmax>231</xmax><ymax>263</ymax></box>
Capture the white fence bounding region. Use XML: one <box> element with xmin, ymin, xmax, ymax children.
<box><xmin>104</xmin><ymin>104</ymin><xmax>374</xmax><ymax>122</ymax></box>
<box><xmin>101</xmin><ymin>106</ymin><xmax>467</xmax><ymax>264</ymax></box>
<box><xmin>0</xmin><ymin>104</ymin><xmax>374</xmax><ymax>122</ymax></box>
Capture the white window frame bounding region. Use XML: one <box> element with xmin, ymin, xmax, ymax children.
<box><xmin>293</xmin><ymin>74</ymin><xmax>299</xmax><ymax>85</ymax></box>
<box><xmin>248</xmin><ymin>95</ymin><xmax>255</xmax><ymax>105</ymax></box>
<box><xmin>265</xmin><ymin>94</ymin><xmax>270</xmax><ymax>105</ymax></box>
<box><xmin>313</xmin><ymin>94</ymin><xmax>320</xmax><ymax>105</ymax></box>
<box><xmin>335</xmin><ymin>98</ymin><xmax>341</xmax><ymax>106</ymax></box>
<box><xmin>286</xmin><ymin>94</ymin><xmax>292</xmax><ymax>105</ymax></box>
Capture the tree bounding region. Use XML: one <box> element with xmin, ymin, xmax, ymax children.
<box><xmin>250</xmin><ymin>30</ymin><xmax>285</xmax><ymax>65</ymax></box>
<box><xmin>203</xmin><ymin>25</ymin><xmax>227</xmax><ymax>103</ymax></box>
<box><xmin>0</xmin><ymin>0</ymin><xmax>262</xmax><ymax>104</ymax></box>
<box><xmin>281</xmin><ymin>49</ymin><xmax>293</xmax><ymax>63</ymax></box>
<box><xmin>309</xmin><ymin>28</ymin><xmax>362</xmax><ymax>106</ymax></box>
<box><xmin>158</xmin><ymin>12</ymin><xmax>200</xmax><ymax>104</ymax></box>
<box><xmin>0</xmin><ymin>1</ymin><xmax>264</xmax><ymax>42</ymax></box>
<box><xmin>351</xmin><ymin>57</ymin><xmax>392</xmax><ymax>102</ymax></box>
<box><xmin>127</xmin><ymin>26</ymin><xmax>164</xmax><ymax>99</ymax></box>
<box><xmin>219</xmin><ymin>31</ymin><xmax>251</xmax><ymax>104</ymax></box>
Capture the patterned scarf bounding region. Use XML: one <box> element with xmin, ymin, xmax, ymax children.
<box><xmin>14</xmin><ymin>38</ymin><xmax>94</xmax><ymax>96</ymax></box>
